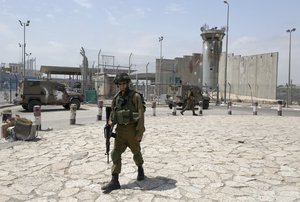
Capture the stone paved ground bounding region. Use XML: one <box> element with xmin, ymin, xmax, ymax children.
<box><xmin>0</xmin><ymin>108</ymin><xmax>300</xmax><ymax>201</ymax></box>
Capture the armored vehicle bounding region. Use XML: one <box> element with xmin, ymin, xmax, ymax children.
<box><xmin>167</xmin><ymin>84</ymin><xmax>210</xmax><ymax>109</ymax></box>
<box><xmin>14</xmin><ymin>79</ymin><xmax>84</xmax><ymax>112</ymax></box>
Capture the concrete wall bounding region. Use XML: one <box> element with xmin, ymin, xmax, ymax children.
<box><xmin>219</xmin><ymin>52</ymin><xmax>278</xmax><ymax>101</ymax></box>
<box><xmin>155</xmin><ymin>58</ymin><xmax>174</xmax><ymax>96</ymax></box>
<box><xmin>157</xmin><ymin>52</ymin><xmax>278</xmax><ymax>102</ymax></box>
<box><xmin>156</xmin><ymin>54</ymin><xmax>203</xmax><ymax>98</ymax></box>
<box><xmin>175</xmin><ymin>54</ymin><xmax>202</xmax><ymax>86</ymax></box>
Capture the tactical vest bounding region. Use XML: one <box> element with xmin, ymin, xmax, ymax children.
<box><xmin>111</xmin><ymin>90</ymin><xmax>140</xmax><ymax>125</ymax></box>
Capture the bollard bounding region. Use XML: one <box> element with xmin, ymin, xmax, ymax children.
<box><xmin>228</xmin><ymin>101</ymin><xmax>232</xmax><ymax>115</ymax></box>
<box><xmin>151</xmin><ymin>101</ymin><xmax>156</xmax><ymax>116</ymax></box>
<box><xmin>97</xmin><ymin>100</ymin><xmax>104</xmax><ymax>121</ymax></box>
<box><xmin>70</xmin><ymin>104</ymin><xmax>77</xmax><ymax>125</ymax></box>
<box><xmin>33</xmin><ymin>105</ymin><xmax>41</xmax><ymax>130</ymax></box>
<box><xmin>198</xmin><ymin>101</ymin><xmax>203</xmax><ymax>116</ymax></box>
<box><xmin>277</xmin><ymin>100</ymin><xmax>283</xmax><ymax>116</ymax></box>
<box><xmin>253</xmin><ymin>101</ymin><xmax>258</xmax><ymax>115</ymax></box>
<box><xmin>172</xmin><ymin>101</ymin><xmax>176</xmax><ymax>116</ymax></box>
<box><xmin>2</xmin><ymin>109</ymin><xmax>12</xmax><ymax>123</ymax></box>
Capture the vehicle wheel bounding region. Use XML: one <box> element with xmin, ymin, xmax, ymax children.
<box><xmin>203</xmin><ymin>100</ymin><xmax>209</xmax><ymax>109</ymax></box>
<box><xmin>22</xmin><ymin>104</ymin><xmax>28</xmax><ymax>110</ymax></box>
<box><xmin>28</xmin><ymin>100</ymin><xmax>41</xmax><ymax>112</ymax></box>
<box><xmin>70</xmin><ymin>99</ymin><xmax>81</xmax><ymax>110</ymax></box>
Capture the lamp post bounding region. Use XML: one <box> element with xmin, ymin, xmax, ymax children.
<box><xmin>158</xmin><ymin>36</ymin><xmax>163</xmax><ymax>101</ymax></box>
<box><xmin>25</xmin><ymin>52</ymin><xmax>31</xmax><ymax>77</ymax></box>
<box><xmin>19</xmin><ymin>20</ymin><xmax>30</xmax><ymax>78</ymax></box>
<box><xmin>18</xmin><ymin>43</ymin><xmax>23</xmax><ymax>74</ymax></box>
<box><xmin>224</xmin><ymin>1</ymin><xmax>229</xmax><ymax>103</ymax></box>
<box><xmin>286</xmin><ymin>28</ymin><xmax>296</xmax><ymax>107</ymax></box>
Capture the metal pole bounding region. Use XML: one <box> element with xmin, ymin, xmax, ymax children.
<box><xmin>23</xmin><ymin>23</ymin><xmax>26</xmax><ymax>77</ymax></box>
<box><xmin>136</xmin><ymin>72</ymin><xmax>138</xmax><ymax>91</ymax></box>
<box><xmin>224</xmin><ymin>1</ymin><xmax>229</xmax><ymax>103</ymax></box>
<box><xmin>25</xmin><ymin>53</ymin><xmax>31</xmax><ymax>77</ymax></box>
<box><xmin>34</xmin><ymin>57</ymin><xmax>36</xmax><ymax>77</ymax></box>
<box><xmin>146</xmin><ymin>62</ymin><xmax>149</xmax><ymax>101</ymax></box>
<box><xmin>286</xmin><ymin>28</ymin><xmax>296</xmax><ymax>107</ymax></box>
<box><xmin>18</xmin><ymin>43</ymin><xmax>23</xmax><ymax>74</ymax></box>
<box><xmin>158</xmin><ymin>36</ymin><xmax>163</xmax><ymax>102</ymax></box>
<box><xmin>19</xmin><ymin>20</ymin><xmax>30</xmax><ymax>78</ymax></box>
<box><xmin>129</xmin><ymin>52</ymin><xmax>132</xmax><ymax>75</ymax></box>
<box><xmin>97</xmin><ymin>49</ymin><xmax>101</xmax><ymax>74</ymax></box>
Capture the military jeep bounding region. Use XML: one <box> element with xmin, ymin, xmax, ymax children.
<box><xmin>167</xmin><ymin>84</ymin><xmax>210</xmax><ymax>110</ymax></box>
<box><xmin>14</xmin><ymin>79</ymin><xmax>84</xmax><ymax>112</ymax></box>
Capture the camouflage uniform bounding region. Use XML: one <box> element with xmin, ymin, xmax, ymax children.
<box><xmin>110</xmin><ymin>89</ymin><xmax>145</xmax><ymax>174</ymax></box>
<box><xmin>101</xmin><ymin>73</ymin><xmax>145</xmax><ymax>193</ymax></box>
<box><xmin>181</xmin><ymin>90</ymin><xmax>197</xmax><ymax>115</ymax></box>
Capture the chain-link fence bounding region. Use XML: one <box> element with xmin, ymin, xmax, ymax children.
<box><xmin>0</xmin><ymin>75</ymin><xmax>19</xmax><ymax>104</ymax></box>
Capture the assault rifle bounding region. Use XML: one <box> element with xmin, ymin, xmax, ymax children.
<box><xmin>104</xmin><ymin>107</ymin><xmax>116</xmax><ymax>163</ymax></box>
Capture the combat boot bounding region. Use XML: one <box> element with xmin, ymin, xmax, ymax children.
<box><xmin>101</xmin><ymin>174</ymin><xmax>121</xmax><ymax>192</ymax></box>
<box><xmin>137</xmin><ymin>166</ymin><xmax>145</xmax><ymax>181</ymax></box>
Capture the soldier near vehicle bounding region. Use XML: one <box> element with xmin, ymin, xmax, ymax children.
<box><xmin>167</xmin><ymin>83</ymin><xmax>210</xmax><ymax>110</ymax></box>
<box><xmin>180</xmin><ymin>89</ymin><xmax>198</xmax><ymax>116</ymax></box>
<box><xmin>101</xmin><ymin>73</ymin><xmax>146</xmax><ymax>193</ymax></box>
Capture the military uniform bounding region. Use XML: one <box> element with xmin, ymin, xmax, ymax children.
<box><xmin>101</xmin><ymin>73</ymin><xmax>145</xmax><ymax>193</ymax></box>
<box><xmin>180</xmin><ymin>90</ymin><xmax>197</xmax><ymax>115</ymax></box>
<box><xmin>110</xmin><ymin>89</ymin><xmax>145</xmax><ymax>174</ymax></box>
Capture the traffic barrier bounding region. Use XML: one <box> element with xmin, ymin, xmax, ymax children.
<box><xmin>97</xmin><ymin>100</ymin><xmax>104</xmax><ymax>121</ymax></box>
<box><xmin>1</xmin><ymin>109</ymin><xmax>12</xmax><ymax>123</ymax></box>
<box><xmin>228</xmin><ymin>101</ymin><xmax>232</xmax><ymax>115</ymax></box>
<box><xmin>70</xmin><ymin>104</ymin><xmax>77</xmax><ymax>125</ymax></box>
<box><xmin>198</xmin><ymin>101</ymin><xmax>203</xmax><ymax>116</ymax></box>
<box><xmin>151</xmin><ymin>101</ymin><xmax>156</xmax><ymax>116</ymax></box>
<box><xmin>172</xmin><ymin>101</ymin><xmax>176</xmax><ymax>116</ymax></box>
<box><xmin>33</xmin><ymin>105</ymin><xmax>41</xmax><ymax>130</ymax></box>
<box><xmin>277</xmin><ymin>100</ymin><xmax>283</xmax><ymax>116</ymax></box>
<box><xmin>253</xmin><ymin>101</ymin><xmax>258</xmax><ymax>115</ymax></box>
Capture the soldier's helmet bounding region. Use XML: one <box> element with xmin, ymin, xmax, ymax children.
<box><xmin>113</xmin><ymin>73</ymin><xmax>131</xmax><ymax>84</ymax></box>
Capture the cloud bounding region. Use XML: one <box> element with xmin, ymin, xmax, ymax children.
<box><xmin>165</xmin><ymin>3</ymin><xmax>187</xmax><ymax>14</ymax></box>
<box><xmin>134</xmin><ymin>7</ymin><xmax>151</xmax><ymax>18</ymax></box>
<box><xmin>47</xmin><ymin>41</ymin><xmax>66</xmax><ymax>50</ymax></box>
<box><xmin>0</xmin><ymin>23</ymin><xmax>13</xmax><ymax>37</ymax></box>
<box><xmin>73</xmin><ymin>0</ymin><xmax>92</xmax><ymax>8</ymax></box>
<box><xmin>105</xmin><ymin>9</ymin><xmax>120</xmax><ymax>26</ymax></box>
<box><xmin>46</xmin><ymin>13</ymin><xmax>55</xmax><ymax>19</ymax></box>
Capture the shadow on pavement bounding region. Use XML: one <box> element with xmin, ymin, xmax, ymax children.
<box><xmin>122</xmin><ymin>176</ymin><xmax>177</xmax><ymax>191</ymax></box>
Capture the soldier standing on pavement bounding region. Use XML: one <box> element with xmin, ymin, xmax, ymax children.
<box><xmin>101</xmin><ymin>73</ymin><xmax>145</xmax><ymax>192</ymax></box>
<box><xmin>180</xmin><ymin>89</ymin><xmax>198</xmax><ymax>116</ymax></box>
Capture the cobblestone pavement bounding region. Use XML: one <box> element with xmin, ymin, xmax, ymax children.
<box><xmin>0</xmin><ymin>108</ymin><xmax>300</xmax><ymax>201</ymax></box>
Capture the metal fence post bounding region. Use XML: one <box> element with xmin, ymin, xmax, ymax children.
<box><xmin>97</xmin><ymin>100</ymin><xmax>104</xmax><ymax>120</ymax></box>
<box><xmin>152</xmin><ymin>101</ymin><xmax>156</xmax><ymax>116</ymax></box>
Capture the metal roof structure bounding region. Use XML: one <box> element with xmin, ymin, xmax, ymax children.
<box><xmin>40</xmin><ymin>65</ymin><xmax>81</xmax><ymax>75</ymax></box>
<box><xmin>40</xmin><ymin>65</ymin><xmax>156</xmax><ymax>81</ymax></box>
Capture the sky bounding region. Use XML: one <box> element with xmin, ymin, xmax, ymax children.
<box><xmin>0</xmin><ymin>0</ymin><xmax>299</xmax><ymax>85</ymax></box>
